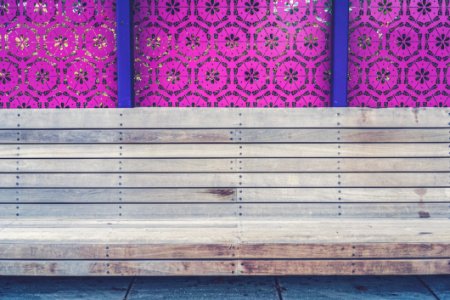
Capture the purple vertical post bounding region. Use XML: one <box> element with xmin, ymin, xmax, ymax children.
<box><xmin>116</xmin><ymin>0</ymin><xmax>134</xmax><ymax>108</ymax></box>
<box><xmin>331</xmin><ymin>0</ymin><xmax>349</xmax><ymax>107</ymax></box>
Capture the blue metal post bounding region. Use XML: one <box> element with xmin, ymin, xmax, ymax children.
<box><xmin>331</xmin><ymin>0</ymin><xmax>349</xmax><ymax>107</ymax></box>
<box><xmin>116</xmin><ymin>0</ymin><xmax>134</xmax><ymax>108</ymax></box>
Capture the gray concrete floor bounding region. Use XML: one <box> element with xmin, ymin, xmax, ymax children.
<box><xmin>0</xmin><ymin>276</ymin><xmax>449</xmax><ymax>299</ymax></box>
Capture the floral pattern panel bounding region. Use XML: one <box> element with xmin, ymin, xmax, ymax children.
<box><xmin>348</xmin><ymin>0</ymin><xmax>449</xmax><ymax>107</ymax></box>
<box><xmin>134</xmin><ymin>0</ymin><xmax>332</xmax><ymax>107</ymax></box>
<box><xmin>0</xmin><ymin>0</ymin><xmax>117</xmax><ymax>109</ymax></box>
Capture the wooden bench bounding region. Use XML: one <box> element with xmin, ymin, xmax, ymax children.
<box><xmin>0</xmin><ymin>108</ymin><xmax>449</xmax><ymax>276</ymax></box>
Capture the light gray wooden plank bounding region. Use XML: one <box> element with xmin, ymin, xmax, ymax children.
<box><xmin>1</xmin><ymin>143</ymin><xmax>448</xmax><ymax>158</ymax></box>
<box><xmin>1</xmin><ymin>203</ymin><xmax>448</xmax><ymax>219</ymax></box>
<box><xmin>2</xmin><ymin>173</ymin><xmax>448</xmax><ymax>188</ymax></box>
<box><xmin>0</xmin><ymin>159</ymin><xmax>238</xmax><ymax>172</ymax></box>
<box><xmin>3</xmin><ymin>158</ymin><xmax>448</xmax><ymax>173</ymax></box>
<box><xmin>240</xmin><ymin>203</ymin><xmax>450</xmax><ymax>219</ymax></box>
<box><xmin>240</xmin><ymin>128</ymin><xmax>450</xmax><ymax>143</ymax></box>
<box><xmin>279</xmin><ymin>276</ymin><xmax>437</xmax><ymax>299</ymax></box>
<box><xmin>2</xmin><ymin>219</ymin><xmax>450</xmax><ymax>243</ymax></box>
<box><xmin>240</xmin><ymin>108</ymin><xmax>450</xmax><ymax>128</ymax></box>
<box><xmin>241</xmin><ymin>188</ymin><xmax>450</xmax><ymax>202</ymax></box>
<box><xmin>129</xmin><ymin>277</ymin><xmax>278</xmax><ymax>300</ymax></box>
<box><xmin>0</xmin><ymin>144</ymin><xmax>240</xmax><ymax>158</ymax></box>
<box><xmin>420</xmin><ymin>276</ymin><xmax>450</xmax><ymax>299</ymax></box>
<box><xmin>242</xmin><ymin>158</ymin><xmax>450</xmax><ymax>172</ymax></box>
<box><xmin>0</xmin><ymin>108</ymin><xmax>241</xmax><ymax>129</ymax></box>
<box><xmin>241</xmin><ymin>144</ymin><xmax>450</xmax><ymax>158</ymax></box>
<box><xmin>0</xmin><ymin>188</ymin><xmax>236</xmax><ymax>203</ymax></box>
<box><xmin>1</xmin><ymin>174</ymin><xmax>240</xmax><ymax>188</ymax></box>
<box><xmin>3</xmin><ymin>128</ymin><xmax>448</xmax><ymax>143</ymax></box>
<box><xmin>0</xmin><ymin>277</ymin><xmax>131</xmax><ymax>300</ymax></box>
<box><xmin>0</xmin><ymin>129</ymin><xmax>233</xmax><ymax>143</ymax></box>
<box><xmin>1</xmin><ymin>187</ymin><xmax>447</xmax><ymax>204</ymax></box>
<box><xmin>0</xmin><ymin>204</ymin><xmax>237</xmax><ymax>219</ymax></box>
<box><xmin>2</xmin><ymin>108</ymin><xmax>449</xmax><ymax>129</ymax></box>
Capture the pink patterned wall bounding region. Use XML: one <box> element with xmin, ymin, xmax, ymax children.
<box><xmin>0</xmin><ymin>0</ymin><xmax>117</xmax><ymax>108</ymax></box>
<box><xmin>348</xmin><ymin>0</ymin><xmax>449</xmax><ymax>107</ymax></box>
<box><xmin>133</xmin><ymin>0</ymin><xmax>332</xmax><ymax>107</ymax></box>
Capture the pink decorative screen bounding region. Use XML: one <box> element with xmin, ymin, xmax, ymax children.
<box><xmin>348</xmin><ymin>0</ymin><xmax>449</xmax><ymax>107</ymax></box>
<box><xmin>133</xmin><ymin>0</ymin><xmax>332</xmax><ymax>107</ymax></box>
<box><xmin>0</xmin><ymin>0</ymin><xmax>117</xmax><ymax>109</ymax></box>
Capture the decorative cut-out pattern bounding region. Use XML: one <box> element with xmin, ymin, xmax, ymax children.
<box><xmin>133</xmin><ymin>0</ymin><xmax>332</xmax><ymax>107</ymax></box>
<box><xmin>348</xmin><ymin>0</ymin><xmax>449</xmax><ymax>107</ymax></box>
<box><xmin>0</xmin><ymin>0</ymin><xmax>117</xmax><ymax>109</ymax></box>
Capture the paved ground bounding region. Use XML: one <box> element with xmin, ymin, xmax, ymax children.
<box><xmin>0</xmin><ymin>276</ymin><xmax>448</xmax><ymax>299</ymax></box>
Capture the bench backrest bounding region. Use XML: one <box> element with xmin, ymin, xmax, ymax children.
<box><xmin>0</xmin><ymin>108</ymin><xmax>449</xmax><ymax>221</ymax></box>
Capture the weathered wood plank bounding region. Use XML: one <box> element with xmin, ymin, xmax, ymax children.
<box><xmin>1</xmin><ymin>187</ymin><xmax>447</xmax><ymax>203</ymax></box>
<box><xmin>0</xmin><ymin>159</ymin><xmax>239</xmax><ymax>173</ymax></box>
<box><xmin>2</xmin><ymin>143</ymin><xmax>448</xmax><ymax>158</ymax></box>
<box><xmin>0</xmin><ymin>203</ymin><xmax>448</xmax><ymax>219</ymax></box>
<box><xmin>0</xmin><ymin>188</ymin><xmax>236</xmax><ymax>203</ymax></box>
<box><xmin>240</xmin><ymin>203</ymin><xmax>450</xmax><ymax>219</ymax></box>
<box><xmin>0</xmin><ymin>204</ymin><xmax>237</xmax><ymax>219</ymax></box>
<box><xmin>2</xmin><ymin>108</ymin><xmax>449</xmax><ymax>129</ymax></box>
<box><xmin>1</xmin><ymin>243</ymin><xmax>448</xmax><ymax>260</ymax></box>
<box><xmin>0</xmin><ymin>260</ymin><xmax>236</xmax><ymax>276</ymax></box>
<box><xmin>0</xmin><ymin>129</ymin><xmax>232</xmax><ymax>144</ymax></box>
<box><xmin>2</xmin><ymin>219</ymin><xmax>449</xmax><ymax>243</ymax></box>
<box><xmin>239</xmin><ymin>259</ymin><xmax>450</xmax><ymax>275</ymax></box>
<box><xmin>0</xmin><ymin>109</ymin><xmax>241</xmax><ymax>129</ymax></box>
<box><xmin>1</xmin><ymin>128</ymin><xmax>448</xmax><ymax>143</ymax></box>
<box><xmin>241</xmin><ymin>188</ymin><xmax>450</xmax><ymax>203</ymax></box>
<box><xmin>0</xmin><ymin>259</ymin><xmax>447</xmax><ymax>276</ymax></box>
<box><xmin>242</xmin><ymin>158</ymin><xmax>450</xmax><ymax>172</ymax></box>
<box><xmin>2</xmin><ymin>173</ymin><xmax>448</xmax><ymax>188</ymax></box>
<box><xmin>240</xmin><ymin>129</ymin><xmax>450</xmax><ymax>143</ymax></box>
<box><xmin>240</xmin><ymin>109</ymin><xmax>450</xmax><ymax>128</ymax></box>
<box><xmin>2</xmin><ymin>158</ymin><xmax>448</xmax><ymax>172</ymax></box>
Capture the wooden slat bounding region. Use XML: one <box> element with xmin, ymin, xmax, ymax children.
<box><xmin>240</xmin><ymin>203</ymin><xmax>450</xmax><ymax>219</ymax></box>
<box><xmin>0</xmin><ymin>260</ymin><xmax>236</xmax><ymax>276</ymax></box>
<box><xmin>242</xmin><ymin>158</ymin><xmax>450</xmax><ymax>172</ymax></box>
<box><xmin>2</xmin><ymin>108</ymin><xmax>449</xmax><ymax>129</ymax></box>
<box><xmin>2</xmin><ymin>158</ymin><xmax>448</xmax><ymax>172</ymax></box>
<box><xmin>0</xmin><ymin>188</ymin><xmax>237</xmax><ymax>203</ymax></box>
<box><xmin>1</xmin><ymin>173</ymin><xmax>239</xmax><ymax>187</ymax></box>
<box><xmin>1</xmin><ymin>128</ymin><xmax>448</xmax><ymax>144</ymax></box>
<box><xmin>240</xmin><ymin>108</ymin><xmax>450</xmax><ymax>128</ymax></box>
<box><xmin>0</xmin><ymin>159</ymin><xmax>239</xmax><ymax>173</ymax></box>
<box><xmin>1</xmin><ymin>143</ymin><xmax>448</xmax><ymax>158</ymax></box>
<box><xmin>1</xmin><ymin>188</ymin><xmax>448</xmax><ymax>203</ymax></box>
<box><xmin>2</xmin><ymin>219</ymin><xmax>449</xmax><ymax>243</ymax></box>
<box><xmin>0</xmin><ymin>259</ymin><xmax>447</xmax><ymax>276</ymax></box>
<box><xmin>2</xmin><ymin>243</ymin><xmax>449</xmax><ymax>260</ymax></box>
<box><xmin>238</xmin><ymin>259</ymin><xmax>450</xmax><ymax>275</ymax></box>
<box><xmin>2</xmin><ymin>173</ymin><xmax>448</xmax><ymax>188</ymax></box>
<box><xmin>1</xmin><ymin>203</ymin><xmax>448</xmax><ymax>219</ymax></box>
<box><xmin>240</xmin><ymin>129</ymin><xmax>450</xmax><ymax>143</ymax></box>
<box><xmin>241</xmin><ymin>188</ymin><xmax>450</xmax><ymax>203</ymax></box>
<box><xmin>0</xmin><ymin>129</ymin><xmax>232</xmax><ymax>144</ymax></box>
<box><xmin>242</xmin><ymin>144</ymin><xmax>450</xmax><ymax>158</ymax></box>
<box><xmin>0</xmin><ymin>204</ymin><xmax>237</xmax><ymax>219</ymax></box>
<box><xmin>0</xmin><ymin>109</ymin><xmax>241</xmax><ymax>129</ymax></box>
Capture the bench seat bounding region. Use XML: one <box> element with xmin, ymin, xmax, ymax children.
<box><xmin>0</xmin><ymin>108</ymin><xmax>449</xmax><ymax>276</ymax></box>
<box><xmin>0</xmin><ymin>219</ymin><xmax>449</xmax><ymax>275</ymax></box>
